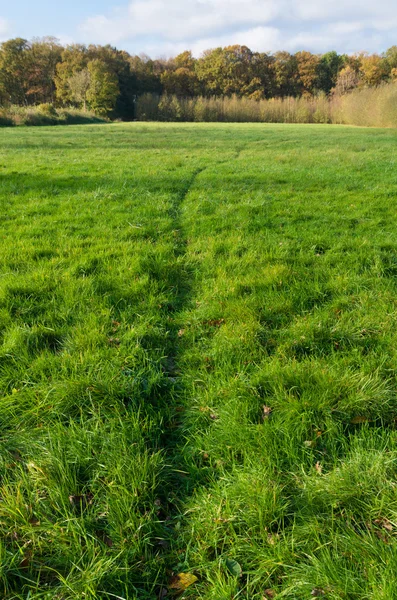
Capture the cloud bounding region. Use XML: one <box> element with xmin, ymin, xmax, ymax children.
<box><xmin>138</xmin><ymin>26</ymin><xmax>282</xmax><ymax>58</ymax></box>
<box><xmin>79</xmin><ymin>0</ymin><xmax>397</xmax><ymax>56</ymax></box>
<box><xmin>0</xmin><ymin>17</ymin><xmax>9</xmax><ymax>40</ymax></box>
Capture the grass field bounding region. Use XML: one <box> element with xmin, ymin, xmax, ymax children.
<box><xmin>1</xmin><ymin>122</ymin><xmax>397</xmax><ymax>599</ymax></box>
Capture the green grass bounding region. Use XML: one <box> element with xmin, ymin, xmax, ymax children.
<box><xmin>1</xmin><ymin>122</ymin><xmax>397</xmax><ymax>599</ymax></box>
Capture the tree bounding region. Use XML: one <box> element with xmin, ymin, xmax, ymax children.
<box><xmin>196</xmin><ymin>45</ymin><xmax>271</xmax><ymax>98</ymax></box>
<box><xmin>0</xmin><ymin>38</ymin><xmax>31</xmax><ymax>104</ymax></box>
<box><xmin>67</xmin><ymin>68</ymin><xmax>90</xmax><ymax>110</ymax></box>
<box><xmin>295</xmin><ymin>51</ymin><xmax>320</xmax><ymax>96</ymax></box>
<box><xmin>383</xmin><ymin>46</ymin><xmax>397</xmax><ymax>74</ymax></box>
<box><xmin>86</xmin><ymin>59</ymin><xmax>119</xmax><ymax>115</ymax></box>
<box><xmin>161</xmin><ymin>67</ymin><xmax>200</xmax><ymax>96</ymax></box>
<box><xmin>128</xmin><ymin>54</ymin><xmax>162</xmax><ymax>95</ymax></box>
<box><xmin>317</xmin><ymin>51</ymin><xmax>345</xmax><ymax>94</ymax></box>
<box><xmin>273</xmin><ymin>51</ymin><xmax>299</xmax><ymax>97</ymax></box>
<box><xmin>359</xmin><ymin>53</ymin><xmax>389</xmax><ymax>87</ymax></box>
<box><xmin>27</xmin><ymin>37</ymin><xmax>63</xmax><ymax>104</ymax></box>
<box><xmin>87</xmin><ymin>45</ymin><xmax>136</xmax><ymax>119</ymax></box>
<box><xmin>55</xmin><ymin>44</ymin><xmax>89</xmax><ymax>104</ymax></box>
<box><xmin>174</xmin><ymin>50</ymin><xmax>196</xmax><ymax>71</ymax></box>
<box><xmin>333</xmin><ymin>66</ymin><xmax>361</xmax><ymax>95</ymax></box>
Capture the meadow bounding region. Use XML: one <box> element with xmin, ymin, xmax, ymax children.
<box><xmin>1</xmin><ymin>122</ymin><xmax>397</xmax><ymax>599</ymax></box>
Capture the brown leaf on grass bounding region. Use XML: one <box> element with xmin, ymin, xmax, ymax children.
<box><xmin>375</xmin><ymin>530</ymin><xmax>389</xmax><ymax>543</ymax></box>
<box><xmin>169</xmin><ymin>572</ymin><xmax>198</xmax><ymax>591</ymax></box>
<box><xmin>111</xmin><ymin>320</ymin><xmax>121</xmax><ymax>332</ymax></box>
<box><xmin>209</xmin><ymin>413</ymin><xmax>219</xmax><ymax>420</ymax></box>
<box><xmin>203</xmin><ymin>318</ymin><xmax>225</xmax><ymax>327</ymax></box>
<box><xmin>311</xmin><ymin>589</ymin><xmax>326</xmax><ymax>597</ymax></box>
<box><xmin>20</xmin><ymin>550</ymin><xmax>32</xmax><ymax>569</ymax></box>
<box><xmin>263</xmin><ymin>589</ymin><xmax>276</xmax><ymax>598</ymax></box>
<box><xmin>374</xmin><ymin>518</ymin><xmax>394</xmax><ymax>532</ymax></box>
<box><xmin>350</xmin><ymin>416</ymin><xmax>373</xmax><ymax>424</ymax></box>
<box><xmin>28</xmin><ymin>517</ymin><xmax>40</xmax><ymax>526</ymax></box>
<box><xmin>262</xmin><ymin>405</ymin><xmax>272</xmax><ymax>420</ymax></box>
<box><xmin>177</xmin><ymin>329</ymin><xmax>185</xmax><ymax>337</ymax></box>
<box><xmin>96</xmin><ymin>531</ymin><xmax>113</xmax><ymax>547</ymax></box>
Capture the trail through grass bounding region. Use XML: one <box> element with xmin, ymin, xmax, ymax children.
<box><xmin>1</xmin><ymin>123</ymin><xmax>397</xmax><ymax>599</ymax></box>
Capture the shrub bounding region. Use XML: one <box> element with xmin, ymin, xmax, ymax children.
<box><xmin>136</xmin><ymin>85</ymin><xmax>397</xmax><ymax>128</ymax></box>
<box><xmin>0</xmin><ymin>105</ymin><xmax>107</xmax><ymax>127</ymax></box>
<box><xmin>0</xmin><ymin>110</ymin><xmax>14</xmax><ymax>127</ymax></box>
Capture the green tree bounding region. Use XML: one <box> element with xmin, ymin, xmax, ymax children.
<box><xmin>67</xmin><ymin>68</ymin><xmax>90</xmax><ymax>110</ymax></box>
<box><xmin>273</xmin><ymin>52</ymin><xmax>299</xmax><ymax>97</ymax></box>
<box><xmin>128</xmin><ymin>54</ymin><xmax>163</xmax><ymax>95</ymax></box>
<box><xmin>174</xmin><ymin>50</ymin><xmax>196</xmax><ymax>70</ymax></box>
<box><xmin>0</xmin><ymin>38</ymin><xmax>31</xmax><ymax>104</ymax></box>
<box><xmin>196</xmin><ymin>45</ymin><xmax>270</xmax><ymax>98</ymax></box>
<box><xmin>383</xmin><ymin>46</ymin><xmax>397</xmax><ymax>79</ymax></box>
<box><xmin>161</xmin><ymin>67</ymin><xmax>200</xmax><ymax>96</ymax></box>
<box><xmin>86</xmin><ymin>59</ymin><xmax>119</xmax><ymax>115</ymax></box>
<box><xmin>55</xmin><ymin>44</ymin><xmax>89</xmax><ymax>104</ymax></box>
<box><xmin>317</xmin><ymin>51</ymin><xmax>345</xmax><ymax>94</ymax></box>
<box><xmin>87</xmin><ymin>45</ymin><xmax>135</xmax><ymax>119</ymax></box>
<box><xmin>27</xmin><ymin>37</ymin><xmax>63</xmax><ymax>104</ymax></box>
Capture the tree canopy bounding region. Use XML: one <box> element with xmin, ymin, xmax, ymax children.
<box><xmin>1</xmin><ymin>37</ymin><xmax>396</xmax><ymax>118</ymax></box>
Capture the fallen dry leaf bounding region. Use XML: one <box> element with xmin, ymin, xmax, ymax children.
<box><xmin>350</xmin><ymin>416</ymin><xmax>372</xmax><ymax>424</ymax></box>
<box><xmin>263</xmin><ymin>589</ymin><xmax>276</xmax><ymax>598</ymax></box>
<box><xmin>311</xmin><ymin>588</ymin><xmax>326</xmax><ymax>597</ymax></box>
<box><xmin>203</xmin><ymin>318</ymin><xmax>225</xmax><ymax>327</ymax></box>
<box><xmin>262</xmin><ymin>405</ymin><xmax>272</xmax><ymax>420</ymax></box>
<box><xmin>20</xmin><ymin>550</ymin><xmax>32</xmax><ymax>569</ymax></box>
<box><xmin>374</xmin><ymin>518</ymin><xmax>394</xmax><ymax>532</ymax></box>
<box><xmin>96</xmin><ymin>530</ymin><xmax>113</xmax><ymax>547</ymax></box>
<box><xmin>169</xmin><ymin>572</ymin><xmax>198</xmax><ymax>591</ymax></box>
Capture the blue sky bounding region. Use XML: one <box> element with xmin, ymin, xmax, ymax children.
<box><xmin>0</xmin><ymin>0</ymin><xmax>396</xmax><ymax>57</ymax></box>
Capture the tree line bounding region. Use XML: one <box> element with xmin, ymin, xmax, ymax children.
<box><xmin>0</xmin><ymin>37</ymin><xmax>397</xmax><ymax>118</ymax></box>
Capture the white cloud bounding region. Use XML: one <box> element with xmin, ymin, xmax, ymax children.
<box><xmin>81</xmin><ymin>0</ymin><xmax>281</xmax><ymax>44</ymax></box>
<box><xmin>79</xmin><ymin>0</ymin><xmax>397</xmax><ymax>56</ymax></box>
<box><xmin>55</xmin><ymin>34</ymin><xmax>76</xmax><ymax>47</ymax></box>
<box><xmin>0</xmin><ymin>17</ymin><xmax>9</xmax><ymax>40</ymax></box>
<box><xmin>140</xmin><ymin>26</ymin><xmax>282</xmax><ymax>58</ymax></box>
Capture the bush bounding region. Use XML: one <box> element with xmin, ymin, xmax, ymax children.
<box><xmin>0</xmin><ymin>105</ymin><xmax>107</xmax><ymax>127</ymax></box>
<box><xmin>136</xmin><ymin>85</ymin><xmax>397</xmax><ymax>128</ymax></box>
<box><xmin>0</xmin><ymin>110</ymin><xmax>14</xmax><ymax>127</ymax></box>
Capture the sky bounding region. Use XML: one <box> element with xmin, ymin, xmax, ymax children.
<box><xmin>0</xmin><ymin>0</ymin><xmax>396</xmax><ymax>57</ymax></box>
